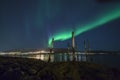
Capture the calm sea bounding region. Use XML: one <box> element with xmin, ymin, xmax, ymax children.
<box><xmin>21</xmin><ymin>52</ymin><xmax>120</xmax><ymax>68</ymax></box>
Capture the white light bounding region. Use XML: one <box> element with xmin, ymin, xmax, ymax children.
<box><xmin>40</xmin><ymin>55</ymin><xmax>44</xmax><ymax>60</ymax></box>
<box><xmin>34</xmin><ymin>55</ymin><xmax>44</xmax><ymax>60</ymax></box>
<box><xmin>35</xmin><ymin>55</ymin><xmax>41</xmax><ymax>59</ymax></box>
<box><xmin>41</xmin><ymin>50</ymin><xmax>45</xmax><ymax>53</ymax></box>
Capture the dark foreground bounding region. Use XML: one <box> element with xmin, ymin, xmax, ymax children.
<box><xmin>0</xmin><ymin>57</ymin><xmax>120</xmax><ymax>80</ymax></box>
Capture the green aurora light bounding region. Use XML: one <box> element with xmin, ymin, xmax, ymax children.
<box><xmin>48</xmin><ymin>7</ymin><xmax>120</xmax><ymax>46</ymax></box>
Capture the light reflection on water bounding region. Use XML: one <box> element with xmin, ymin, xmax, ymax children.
<box><xmin>21</xmin><ymin>53</ymin><xmax>120</xmax><ymax>68</ymax></box>
<box><xmin>24</xmin><ymin>53</ymin><xmax>88</xmax><ymax>62</ymax></box>
<box><xmin>1</xmin><ymin>52</ymin><xmax>120</xmax><ymax>68</ymax></box>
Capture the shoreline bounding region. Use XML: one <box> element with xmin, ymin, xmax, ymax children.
<box><xmin>0</xmin><ymin>56</ymin><xmax>120</xmax><ymax>80</ymax></box>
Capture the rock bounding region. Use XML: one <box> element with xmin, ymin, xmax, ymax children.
<box><xmin>0</xmin><ymin>68</ymin><xmax>23</xmax><ymax>80</ymax></box>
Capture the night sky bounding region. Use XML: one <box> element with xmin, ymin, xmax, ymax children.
<box><xmin>0</xmin><ymin>0</ymin><xmax>120</xmax><ymax>51</ymax></box>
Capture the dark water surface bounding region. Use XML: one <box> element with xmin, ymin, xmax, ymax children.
<box><xmin>20</xmin><ymin>53</ymin><xmax>120</xmax><ymax>68</ymax></box>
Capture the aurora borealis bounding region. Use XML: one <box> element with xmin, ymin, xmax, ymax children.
<box><xmin>0</xmin><ymin>0</ymin><xmax>120</xmax><ymax>51</ymax></box>
<box><xmin>48</xmin><ymin>6</ymin><xmax>120</xmax><ymax>46</ymax></box>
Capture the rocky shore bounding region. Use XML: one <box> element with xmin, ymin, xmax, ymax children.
<box><xmin>0</xmin><ymin>56</ymin><xmax>120</xmax><ymax>80</ymax></box>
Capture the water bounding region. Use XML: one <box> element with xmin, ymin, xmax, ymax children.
<box><xmin>1</xmin><ymin>52</ymin><xmax>120</xmax><ymax>68</ymax></box>
<box><xmin>20</xmin><ymin>52</ymin><xmax>120</xmax><ymax>68</ymax></box>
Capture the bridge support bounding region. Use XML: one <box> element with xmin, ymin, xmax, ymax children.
<box><xmin>72</xmin><ymin>31</ymin><xmax>76</xmax><ymax>61</ymax></box>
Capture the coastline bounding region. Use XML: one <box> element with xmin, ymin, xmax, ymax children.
<box><xmin>0</xmin><ymin>56</ymin><xmax>120</xmax><ymax>80</ymax></box>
